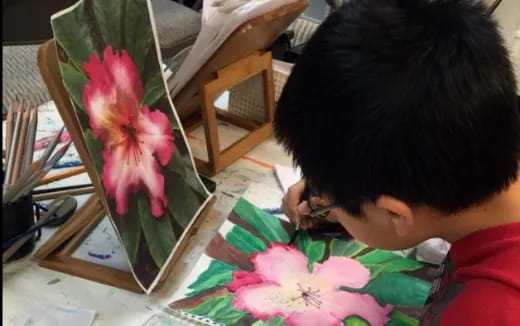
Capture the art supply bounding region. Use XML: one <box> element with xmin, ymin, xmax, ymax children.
<box><xmin>4</xmin><ymin>106</ymin><xmax>24</xmax><ymax>186</ymax></box>
<box><xmin>34</xmin><ymin>131</ymin><xmax>71</xmax><ymax>151</ymax></box>
<box><xmin>38</xmin><ymin>166</ymin><xmax>86</xmax><ymax>185</ymax></box>
<box><xmin>53</xmin><ymin>159</ymin><xmax>82</xmax><ymax>169</ymax></box>
<box><xmin>5</xmin><ymin>103</ymin><xmax>15</xmax><ymax>163</ymax></box>
<box><xmin>3</xmin><ymin>196</ymin><xmax>66</xmax><ymax>263</ymax></box>
<box><xmin>43</xmin><ymin>196</ymin><xmax>78</xmax><ymax>227</ymax></box>
<box><xmin>22</xmin><ymin>107</ymin><xmax>39</xmax><ymax>171</ymax></box>
<box><xmin>3</xmin><ymin>132</ymin><xmax>70</xmax><ymax>203</ymax></box>
<box><xmin>33</xmin><ymin>186</ymin><xmax>95</xmax><ymax>201</ymax></box>
<box><xmin>11</xmin><ymin>104</ymin><xmax>31</xmax><ymax>182</ymax></box>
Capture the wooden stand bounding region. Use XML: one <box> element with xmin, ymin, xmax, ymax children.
<box><xmin>174</xmin><ymin>0</ymin><xmax>307</xmax><ymax>175</ymax></box>
<box><xmin>35</xmin><ymin>39</ymin><xmax>217</xmax><ymax>293</ymax></box>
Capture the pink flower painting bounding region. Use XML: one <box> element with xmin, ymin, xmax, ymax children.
<box><xmin>226</xmin><ymin>243</ymin><xmax>393</xmax><ymax>326</ymax></box>
<box><xmin>82</xmin><ymin>46</ymin><xmax>175</xmax><ymax>218</ymax></box>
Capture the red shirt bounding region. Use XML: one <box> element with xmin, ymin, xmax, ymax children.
<box><xmin>421</xmin><ymin>222</ymin><xmax>520</xmax><ymax>325</ymax></box>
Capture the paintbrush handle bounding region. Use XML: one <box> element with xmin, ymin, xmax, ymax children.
<box><xmin>11</xmin><ymin>109</ymin><xmax>31</xmax><ymax>182</ymax></box>
<box><xmin>2</xmin><ymin>203</ymin><xmax>62</xmax><ymax>263</ymax></box>
<box><xmin>22</xmin><ymin>109</ymin><xmax>38</xmax><ymax>172</ymax></box>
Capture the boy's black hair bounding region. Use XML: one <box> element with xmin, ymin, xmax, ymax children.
<box><xmin>275</xmin><ymin>0</ymin><xmax>520</xmax><ymax>216</ymax></box>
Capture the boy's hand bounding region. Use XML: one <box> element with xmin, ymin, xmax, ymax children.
<box><xmin>281</xmin><ymin>180</ymin><xmax>339</xmax><ymax>229</ymax></box>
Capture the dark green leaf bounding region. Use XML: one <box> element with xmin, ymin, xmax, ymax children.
<box><xmin>186</xmin><ymin>260</ymin><xmax>239</xmax><ymax>297</ymax></box>
<box><xmin>52</xmin><ymin>3</ymin><xmax>97</xmax><ymax>71</ymax></box>
<box><xmin>295</xmin><ymin>230</ymin><xmax>325</xmax><ymax>271</ymax></box>
<box><xmin>185</xmin><ymin>295</ymin><xmax>245</xmax><ymax>325</ymax></box>
<box><xmin>386</xmin><ymin>311</ymin><xmax>419</xmax><ymax>326</ymax></box>
<box><xmin>330</xmin><ymin>238</ymin><xmax>367</xmax><ymax>258</ymax></box>
<box><xmin>356</xmin><ymin>250</ymin><xmax>423</xmax><ymax>277</ymax></box>
<box><xmin>344</xmin><ymin>316</ymin><xmax>369</xmax><ymax>326</ymax></box>
<box><xmin>137</xmin><ymin>197</ymin><xmax>176</xmax><ymax>267</ymax></box>
<box><xmin>59</xmin><ymin>62</ymin><xmax>88</xmax><ymax>111</ymax></box>
<box><xmin>252</xmin><ymin>317</ymin><xmax>285</xmax><ymax>326</ymax></box>
<box><xmin>343</xmin><ymin>272</ymin><xmax>431</xmax><ymax>307</ymax></box>
<box><xmin>141</xmin><ymin>73</ymin><xmax>166</xmax><ymax>107</ymax></box>
<box><xmin>233</xmin><ymin>198</ymin><xmax>290</xmax><ymax>243</ymax></box>
<box><xmin>122</xmin><ymin>0</ymin><xmax>153</xmax><ymax>71</ymax></box>
<box><xmin>116</xmin><ymin>200</ymin><xmax>141</xmax><ymax>265</ymax></box>
<box><xmin>83</xmin><ymin>129</ymin><xmax>104</xmax><ymax>173</ymax></box>
<box><xmin>226</xmin><ymin>225</ymin><xmax>267</xmax><ymax>255</ymax></box>
<box><xmin>92</xmin><ymin>0</ymin><xmax>123</xmax><ymax>50</ymax></box>
<box><xmin>164</xmin><ymin>170</ymin><xmax>205</xmax><ymax>229</ymax></box>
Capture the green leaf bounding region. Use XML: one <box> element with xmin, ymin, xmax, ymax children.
<box><xmin>137</xmin><ymin>197</ymin><xmax>177</xmax><ymax>267</ymax></box>
<box><xmin>233</xmin><ymin>198</ymin><xmax>290</xmax><ymax>243</ymax></box>
<box><xmin>356</xmin><ymin>250</ymin><xmax>423</xmax><ymax>277</ymax></box>
<box><xmin>117</xmin><ymin>200</ymin><xmax>141</xmax><ymax>265</ymax></box>
<box><xmin>295</xmin><ymin>230</ymin><xmax>325</xmax><ymax>271</ymax></box>
<box><xmin>349</xmin><ymin>272</ymin><xmax>431</xmax><ymax>307</ymax></box>
<box><xmin>141</xmin><ymin>73</ymin><xmax>166</xmax><ymax>107</ymax></box>
<box><xmin>59</xmin><ymin>63</ymin><xmax>88</xmax><ymax>111</ymax></box>
<box><xmin>225</xmin><ymin>225</ymin><xmax>267</xmax><ymax>255</ymax></box>
<box><xmin>344</xmin><ymin>316</ymin><xmax>369</xmax><ymax>326</ymax></box>
<box><xmin>92</xmin><ymin>0</ymin><xmax>123</xmax><ymax>50</ymax></box>
<box><xmin>164</xmin><ymin>170</ymin><xmax>205</xmax><ymax>229</ymax></box>
<box><xmin>122</xmin><ymin>0</ymin><xmax>153</xmax><ymax>71</ymax></box>
<box><xmin>386</xmin><ymin>311</ymin><xmax>419</xmax><ymax>326</ymax></box>
<box><xmin>185</xmin><ymin>295</ymin><xmax>246</xmax><ymax>325</ymax></box>
<box><xmin>186</xmin><ymin>260</ymin><xmax>239</xmax><ymax>297</ymax></box>
<box><xmin>330</xmin><ymin>238</ymin><xmax>367</xmax><ymax>258</ymax></box>
<box><xmin>252</xmin><ymin>317</ymin><xmax>285</xmax><ymax>326</ymax></box>
<box><xmin>51</xmin><ymin>2</ymin><xmax>97</xmax><ymax>71</ymax></box>
<box><xmin>83</xmin><ymin>129</ymin><xmax>104</xmax><ymax>173</ymax></box>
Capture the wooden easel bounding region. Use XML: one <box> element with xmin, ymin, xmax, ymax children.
<box><xmin>34</xmin><ymin>40</ymin><xmax>217</xmax><ymax>293</ymax></box>
<box><xmin>174</xmin><ymin>0</ymin><xmax>307</xmax><ymax>175</ymax></box>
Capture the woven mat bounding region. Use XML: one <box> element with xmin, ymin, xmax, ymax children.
<box><xmin>2</xmin><ymin>45</ymin><xmax>51</xmax><ymax>119</ymax></box>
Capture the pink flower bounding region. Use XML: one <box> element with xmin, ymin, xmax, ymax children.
<box><xmin>83</xmin><ymin>46</ymin><xmax>174</xmax><ymax>218</ymax></box>
<box><xmin>227</xmin><ymin>243</ymin><xmax>393</xmax><ymax>326</ymax></box>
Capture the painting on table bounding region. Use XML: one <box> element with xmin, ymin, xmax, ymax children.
<box><xmin>51</xmin><ymin>0</ymin><xmax>212</xmax><ymax>293</ymax></box>
<box><xmin>168</xmin><ymin>198</ymin><xmax>433</xmax><ymax>326</ymax></box>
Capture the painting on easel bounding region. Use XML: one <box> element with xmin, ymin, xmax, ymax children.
<box><xmin>168</xmin><ymin>198</ymin><xmax>433</xmax><ymax>326</ymax></box>
<box><xmin>51</xmin><ymin>0</ymin><xmax>212</xmax><ymax>293</ymax></box>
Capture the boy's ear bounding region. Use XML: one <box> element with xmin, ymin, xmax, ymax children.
<box><xmin>376</xmin><ymin>195</ymin><xmax>414</xmax><ymax>237</ymax></box>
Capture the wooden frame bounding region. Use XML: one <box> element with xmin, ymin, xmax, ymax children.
<box><xmin>173</xmin><ymin>0</ymin><xmax>307</xmax><ymax>175</ymax></box>
<box><xmin>193</xmin><ymin>51</ymin><xmax>275</xmax><ymax>175</ymax></box>
<box><xmin>35</xmin><ymin>39</ymin><xmax>218</xmax><ymax>293</ymax></box>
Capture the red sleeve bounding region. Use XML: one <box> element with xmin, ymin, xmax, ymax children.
<box><xmin>440</xmin><ymin>279</ymin><xmax>520</xmax><ymax>325</ymax></box>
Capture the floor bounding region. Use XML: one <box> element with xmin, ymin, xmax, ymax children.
<box><xmin>2</xmin><ymin>101</ymin><xmax>294</xmax><ymax>326</ymax></box>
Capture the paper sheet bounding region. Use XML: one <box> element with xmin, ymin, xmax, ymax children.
<box><xmin>274</xmin><ymin>164</ymin><xmax>301</xmax><ymax>193</ymax></box>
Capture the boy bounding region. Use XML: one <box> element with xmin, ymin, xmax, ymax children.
<box><xmin>275</xmin><ymin>0</ymin><xmax>520</xmax><ymax>324</ymax></box>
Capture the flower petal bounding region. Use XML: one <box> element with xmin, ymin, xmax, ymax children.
<box><xmin>313</xmin><ymin>256</ymin><xmax>370</xmax><ymax>289</ymax></box>
<box><xmin>232</xmin><ymin>281</ymin><xmax>292</xmax><ymax>321</ymax></box>
<box><xmin>139</xmin><ymin>106</ymin><xmax>175</xmax><ymax>166</ymax></box>
<box><xmin>252</xmin><ymin>243</ymin><xmax>310</xmax><ymax>283</ymax></box>
<box><xmin>226</xmin><ymin>270</ymin><xmax>263</xmax><ymax>292</ymax></box>
<box><xmin>101</xmin><ymin>139</ymin><xmax>167</xmax><ymax>217</ymax></box>
<box><xmin>285</xmin><ymin>291</ymin><xmax>392</xmax><ymax>326</ymax></box>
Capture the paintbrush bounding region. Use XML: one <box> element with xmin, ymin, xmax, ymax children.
<box><xmin>2</xmin><ymin>197</ymin><xmax>66</xmax><ymax>263</ymax></box>
<box><xmin>4</xmin><ymin>105</ymin><xmax>24</xmax><ymax>186</ymax></box>
<box><xmin>22</xmin><ymin>107</ymin><xmax>38</xmax><ymax>172</ymax></box>
<box><xmin>10</xmin><ymin>141</ymin><xmax>73</xmax><ymax>202</ymax></box>
<box><xmin>11</xmin><ymin>104</ymin><xmax>31</xmax><ymax>182</ymax></box>
<box><xmin>2</xmin><ymin>133</ymin><xmax>68</xmax><ymax>203</ymax></box>
<box><xmin>33</xmin><ymin>186</ymin><xmax>95</xmax><ymax>201</ymax></box>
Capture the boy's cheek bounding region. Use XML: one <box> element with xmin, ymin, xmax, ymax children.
<box><xmin>336</xmin><ymin>211</ymin><xmax>423</xmax><ymax>250</ymax></box>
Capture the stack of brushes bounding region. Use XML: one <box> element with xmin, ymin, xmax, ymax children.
<box><xmin>3</xmin><ymin>100</ymin><xmax>72</xmax><ymax>204</ymax></box>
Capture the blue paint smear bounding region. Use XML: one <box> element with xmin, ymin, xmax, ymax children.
<box><xmin>87</xmin><ymin>251</ymin><xmax>112</xmax><ymax>260</ymax></box>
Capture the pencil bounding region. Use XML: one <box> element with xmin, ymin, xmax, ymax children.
<box><xmin>4</xmin><ymin>107</ymin><xmax>24</xmax><ymax>185</ymax></box>
<box><xmin>22</xmin><ymin>107</ymin><xmax>38</xmax><ymax>172</ymax></box>
<box><xmin>2</xmin><ymin>197</ymin><xmax>65</xmax><ymax>263</ymax></box>
<box><xmin>40</xmin><ymin>126</ymin><xmax>65</xmax><ymax>164</ymax></box>
<box><xmin>5</xmin><ymin>103</ymin><xmax>15</xmax><ymax>163</ymax></box>
<box><xmin>33</xmin><ymin>183</ymin><xmax>93</xmax><ymax>194</ymax></box>
<box><xmin>32</xmin><ymin>186</ymin><xmax>95</xmax><ymax>201</ymax></box>
<box><xmin>37</xmin><ymin>166</ymin><xmax>86</xmax><ymax>186</ymax></box>
<box><xmin>11</xmin><ymin>105</ymin><xmax>31</xmax><ymax>182</ymax></box>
